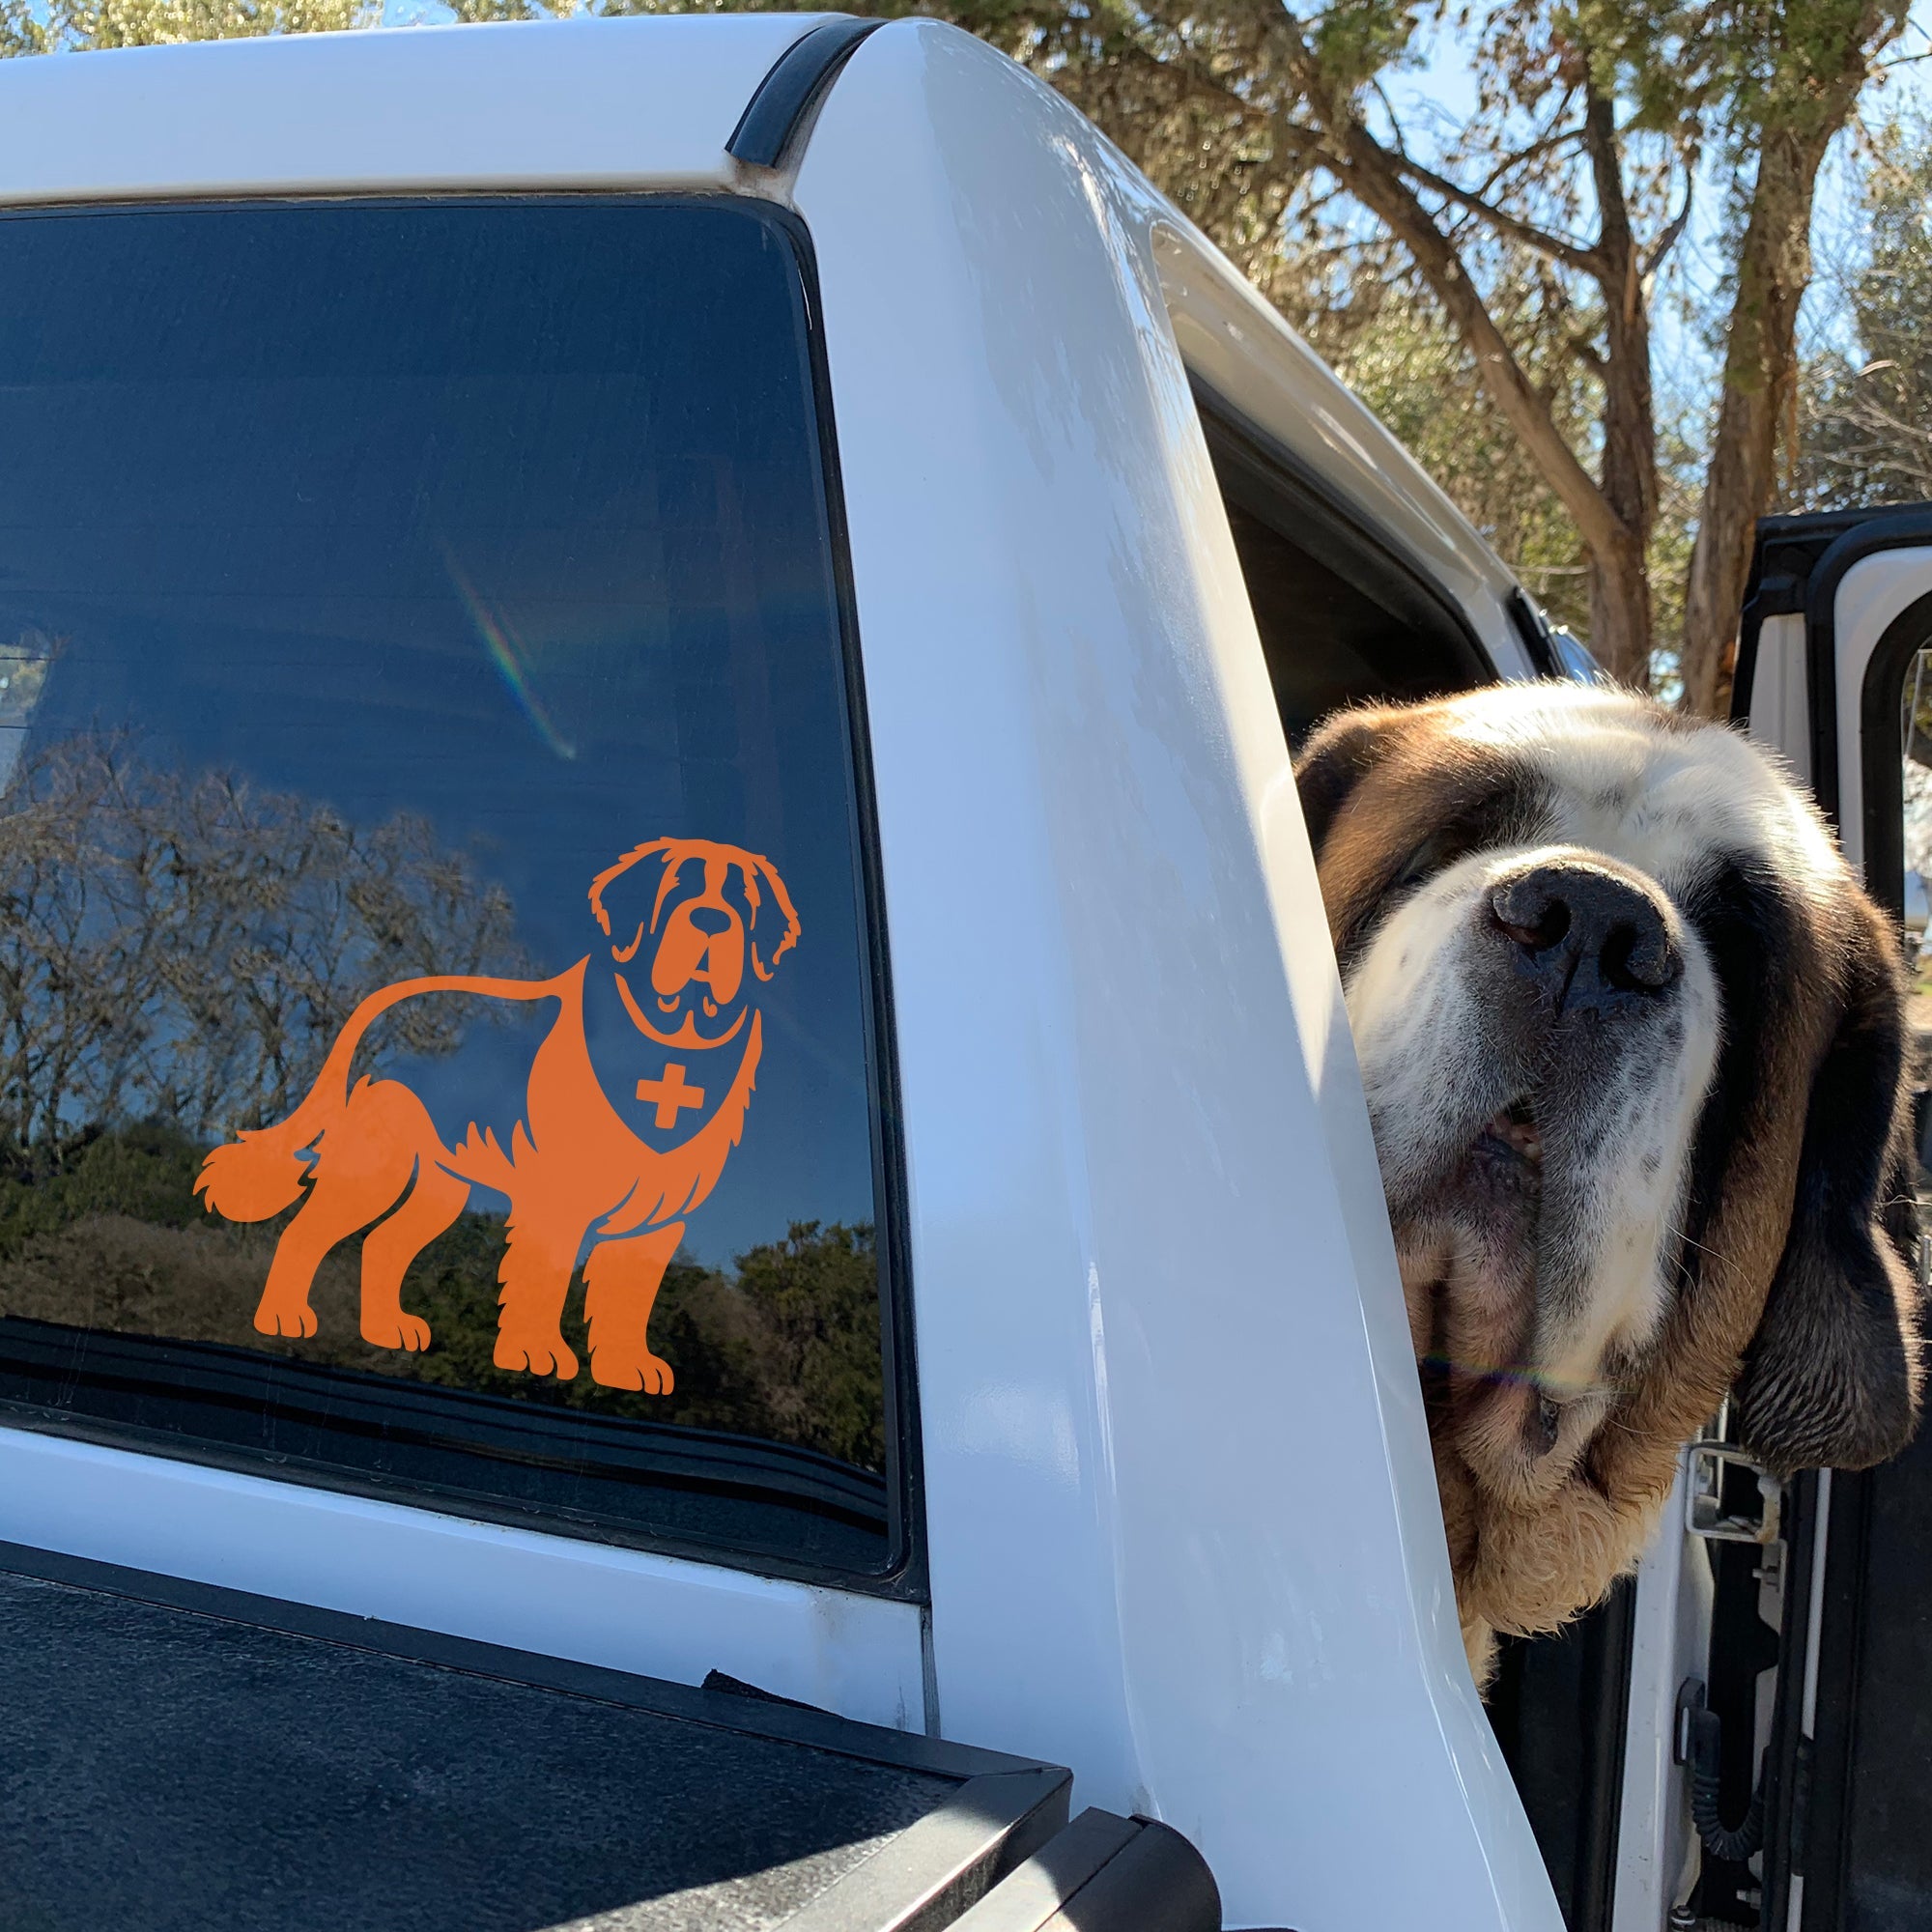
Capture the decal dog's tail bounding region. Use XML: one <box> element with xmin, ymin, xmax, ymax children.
<box><xmin>195</xmin><ymin>970</ymin><xmax>572</xmax><ymax>1222</ymax></box>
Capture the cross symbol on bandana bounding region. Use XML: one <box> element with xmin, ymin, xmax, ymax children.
<box><xmin>637</xmin><ymin>1062</ymin><xmax>705</xmax><ymax>1130</ymax></box>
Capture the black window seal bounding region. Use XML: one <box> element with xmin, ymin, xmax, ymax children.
<box><xmin>1186</xmin><ymin>374</ymin><xmax>1501</xmax><ymax>696</ymax></box>
<box><xmin>1857</xmin><ymin>585</ymin><xmax>1932</xmax><ymax>922</ymax></box>
<box><xmin>1507</xmin><ymin>587</ymin><xmax>1564</xmax><ymax>678</ymax></box>
<box><xmin>727</xmin><ymin>16</ymin><xmax>883</xmax><ymax>171</ymax></box>
<box><xmin>0</xmin><ymin>190</ymin><xmax>928</xmax><ymax>1608</ymax></box>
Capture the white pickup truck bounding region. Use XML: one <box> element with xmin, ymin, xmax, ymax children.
<box><xmin>0</xmin><ymin>16</ymin><xmax>1927</xmax><ymax>1932</ymax></box>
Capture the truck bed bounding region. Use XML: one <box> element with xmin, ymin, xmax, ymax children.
<box><xmin>0</xmin><ymin>1543</ymin><xmax>1217</xmax><ymax>1932</ymax></box>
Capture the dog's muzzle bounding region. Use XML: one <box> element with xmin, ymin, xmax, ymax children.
<box><xmin>1421</xmin><ymin>851</ymin><xmax>1702</xmax><ymax>1496</ymax></box>
<box><xmin>1487</xmin><ymin>857</ymin><xmax>1681</xmax><ymax>1029</ymax></box>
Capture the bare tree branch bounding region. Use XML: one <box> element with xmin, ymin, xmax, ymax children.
<box><xmin>1641</xmin><ymin>169</ymin><xmax>1695</xmax><ymax>281</ymax></box>
<box><xmin>1389</xmin><ymin>149</ymin><xmax>1604</xmax><ymax>278</ymax></box>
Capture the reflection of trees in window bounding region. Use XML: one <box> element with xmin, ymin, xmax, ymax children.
<box><xmin>0</xmin><ymin>1118</ymin><xmax>884</xmax><ymax>1466</ymax></box>
<box><xmin>0</xmin><ymin>732</ymin><xmax>524</xmax><ymax>1157</ymax></box>
<box><xmin>0</xmin><ymin>735</ymin><xmax>885</xmax><ymax>1469</ymax></box>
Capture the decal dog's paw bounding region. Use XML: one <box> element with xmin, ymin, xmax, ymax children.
<box><xmin>591</xmin><ymin>1349</ymin><xmax>675</xmax><ymax>1395</ymax></box>
<box><xmin>363</xmin><ymin>1311</ymin><xmax>432</xmax><ymax>1352</ymax></box>
<box><xmin>254</xmin><ymin>1299</ymin><xmax>318</xmax><ymax>1340</ymax></box>
<box><xmin>494</xmin><ymin>1333</ymin><xmax>580</xmax><ymax>1380</ymax></box>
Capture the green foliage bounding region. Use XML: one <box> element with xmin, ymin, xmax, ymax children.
<box><xmin>1</xmin><ymin>0</ymin><xmax>371</xmax><ymax>52</ymax></box>
<box><xmin>0</xmin><ymin>1119</ymin><xmax>205</xmax><ymax>1251</ymax></box>
<box><xmin>0</xmin><ymin>734</ymin><xmax>527</xmax><ymax>1150</ymax></box>
<box><xmin>1310</xmin><ymin>279</ymin><xmax>1598</xmax><ymax>640</ymax></box>
<box><xmin>0</xmin><ymin>1122</ymin><xmax>887</xmax><ymax>1470</ymax></box>
<box><xmin>0</xmin><ymin>0</ymin><xmax>1906</xmax><ymax>694</ymax></box>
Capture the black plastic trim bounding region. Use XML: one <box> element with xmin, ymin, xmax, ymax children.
<box><xmin>1733</xmin><ymin>505</ymin><xmax>1928</xmax><ymax>730</ymax></box>
<box><xmin>781</xmin><ymin>199</ymin><xmax>931</xmax><ymax>1607</ymax></box>
<box><xmin>952</xmin><ymin>1809</ymin><xmax>1222</xmax><ymax>1932</ymax></box>
<box><xmin>951</xmin><ymin>1810</ymin><xmax>1139</xmax><ymax>1929</ymax></box>
<box><xmin>727</xmin><ymin>16</ymin><xmax>883</xmax><ymax>170</ymax></box>
<box><xmin>1858</xmin><ymin>590</ymin><xmax>1932</xmax><ymax>924</ymax></box>
<box><xmin>1730</xmin><ymin>503</ymin><xmax>1932</xmax><ymax>822</ymax></box>
<box><xmin>781</xmin><ymin>1768</ymin><xmax>1074</xmax><ymax>1932</ymax></box>
<box><xmin>1508</xmin><ymin>588</ymin><xmax>1563</xmax><ymax>679</ymax></box>
<box><xmin>1761</xmin><ymin>1471</ymin><xmax>1826</xmax><ymax>1929</ymax></box>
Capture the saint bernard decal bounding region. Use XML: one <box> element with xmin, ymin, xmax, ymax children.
<box><xmin>196</xmin><ymin>838</ymin><xmax>800</xmax><ymax>1394</ymax></box>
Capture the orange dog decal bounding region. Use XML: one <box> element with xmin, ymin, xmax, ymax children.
<box><xmin>195</xmin><ymin>838</ymin><xmax>800</xmax><ymax>1393</ymax></box>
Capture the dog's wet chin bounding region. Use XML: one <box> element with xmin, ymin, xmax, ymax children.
<box><xmin>1396</xmin><ymin>1120</ymin><xmax>1576</xmax><ymax>1511</ymax></box>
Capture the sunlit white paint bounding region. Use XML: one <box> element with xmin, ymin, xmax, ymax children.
<box><xmin>0</xmin><ymin>1428</ymin><xmax>926</xmax><ymax>1728</ymax></box>
<box><xmin>801</xmin><ymin>23</ymin><xmax>1557</xmax><ymax>1929</ymax></box>
<box><xmin>0</xmin><ymin>14</ymin><xmax>821</xmax><ymax>204</ymax></box>
<box><xmin>1832</xmin><ymin>545</ymin><xmax>1932</xmax><ymax>872</ymax></box>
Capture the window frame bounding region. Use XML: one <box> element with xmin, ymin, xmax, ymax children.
<box><xmin>0</xmin><ymin>190</ymin><xmax>927</xmax><ymax>1605</ymax></box>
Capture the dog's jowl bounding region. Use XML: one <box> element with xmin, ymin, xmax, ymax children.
<box><xmin>1296</xmin><ymin>680</ymin><xmax>1925</xmax><ymax>1685</ymax></box>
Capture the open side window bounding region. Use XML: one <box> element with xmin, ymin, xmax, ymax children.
<box><xmin>1187</xmin><ymin>384</ymin><xmax>1500</xmax><ymax>745</ymax></box>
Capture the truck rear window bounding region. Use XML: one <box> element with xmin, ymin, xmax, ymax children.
<box><xmin>0</xmin><ymin>197</ymin><xmax>910</xmax><ymax>1586</ymax></box>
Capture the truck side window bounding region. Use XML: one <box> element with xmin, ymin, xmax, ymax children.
<box><xmin>1192</xmin><ymin>392</ymin><xmax>1492</xmax><ymax>744</ymax></box>
<box><xmin>0</xmin><ymin>198</ymin><xmax>910</xmax><ymax>1588</ymax></box>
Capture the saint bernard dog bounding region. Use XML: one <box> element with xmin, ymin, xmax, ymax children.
<box><xmin>1296</xmin><ymin>680</ymin><xmax>1925</xmax><ymax>1685</ymax></box>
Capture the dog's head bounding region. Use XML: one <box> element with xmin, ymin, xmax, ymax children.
<box><xmin>1298</xmin><ymin>683</ymin><xmax>1922</xmax><ymax>1639</ymax></box>
<box><xmin>588</xmin><ymin>838</ymin><xmax>800</xmax><ymax>1050</ymax></box>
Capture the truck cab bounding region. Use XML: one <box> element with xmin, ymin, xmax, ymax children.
<box><xmin>0</xmin><ymin>16</ymin><xmax>1916</xmax><ymax>1931</ymax></box>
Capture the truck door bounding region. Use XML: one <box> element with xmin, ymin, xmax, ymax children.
<box><xmin>1731</xmin><ymin>503</ymin><xmax>1932</xmax><ymax>1931</ymax></box>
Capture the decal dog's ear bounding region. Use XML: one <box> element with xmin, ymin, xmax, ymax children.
<box><xmin>1737</xmin><ymin>906</ymin><xmax>1926</xmax><ymax>1473</ymax></box>
<box><xmin>588</xmin><ymin>838</ymin><xmax>678</xmax><ymax>958</ymax></box>
<box><xmin>740</xmin><ymin>850</ymin><xmax>802</xmax><ymax>982</ymax></box>
<box><xmin>1293</xmin><ymin>703</ymin><xmax>1398</xmax><ymax>858</ymax></box>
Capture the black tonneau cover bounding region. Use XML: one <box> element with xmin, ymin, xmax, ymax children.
<box><xmin>0</xmin><ymin>1544</ymin><xmax>1217</xmax><ymax>1931</ymax></box>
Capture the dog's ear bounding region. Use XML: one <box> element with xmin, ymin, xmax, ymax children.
<box><xmin>1293</xmin><ymin>704</ymin><xmax>1399</xmax><ymax>858</ymax></box>
<box><xmin>741</xmin><ymin>851</ymin><xmax>802</xmax><ymax>982</ymax></box>
<box><xmin>1736</xmin><ymin>904</ymin><xmax>1925</xmax><ymax>1474</ymax></box>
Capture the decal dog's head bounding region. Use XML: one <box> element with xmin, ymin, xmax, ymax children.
<box><xmin>589</xmin><ymin>838</ymin><xmax>800</xmax><ymax>1049</ymax></box>
<box><xmin>1297</xmin><ymin>682</ymin><xmax>1923</xmax><ymax>1673</ymax></box>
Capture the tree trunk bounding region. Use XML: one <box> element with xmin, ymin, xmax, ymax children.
<box><xmin>1680</xmin><ymin>132</ymin><xmax>1831</xmax><ymax>716</ymax></box>
<box><xmin>1681</xmin><ymin>7</ymin><xmax>1902</xmax><ymax>718</ymax></box>
<box><xmin>1587</xmin><ymin>539</ymin><xmax>1654</xmax><ymax>689</ymax></box>
<box><xmin>1583</xmin><ymin>82</ymin><xmax>1657</xmax><ymax>692</ymax></box>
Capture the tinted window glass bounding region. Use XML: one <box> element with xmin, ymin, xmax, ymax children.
<box><xmin>0</xmin><ymin>199</ymin><xmax>904</xmax><ymax>1581</ymax></box>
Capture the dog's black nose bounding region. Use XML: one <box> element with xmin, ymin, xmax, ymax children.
<box><xmin>1490</xmin><ymin>861</ymin><xmax>1678</xmax><ymax>1013</ymax></box>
